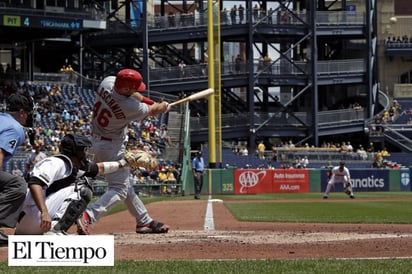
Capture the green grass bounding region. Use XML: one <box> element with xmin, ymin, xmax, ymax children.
<box><xmin>3</xmin><ymin>192</ymin><xmax>412</xmax><ymax>273</ymax></box>
<box><xmin>225</xmin><ymin>200</ymin><xmax>412</xmax><ymax>223</ymax></box>
<box><xmin>3</xmin><ymin>259</ymin><xmax>412</xmax><ymax>273</ymax></box>
<box><xmin>215</xmin><ymin>192</ymin><xmax>412</xmax><ymax>200</ymax></box>
<box><xmin>220</xmin><ymin>192</ymin><xmax>412</xmax><ymax>223</ymax></box>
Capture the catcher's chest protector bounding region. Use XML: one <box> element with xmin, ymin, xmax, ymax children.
<box><xmin>45</xmin><ymin>155</ymin><xmax>78</xmax><ymax>196</ymax></box>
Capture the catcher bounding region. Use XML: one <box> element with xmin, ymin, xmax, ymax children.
<box><xmin>14</xmin><ymin>134</ymin><xmax>130</xmax><ymax>235</ymax></box>
<box><xmin>323</xmin><ymin>161</ymin><xmax>354</xmax><ymax>199</ymax></box>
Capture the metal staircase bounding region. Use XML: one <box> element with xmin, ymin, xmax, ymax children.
<box><xmin>162</xmin><ymin>111</ymin><xmax>184</xmax><ymax>162</ymax></box>
<box><xmin>383</xmin><ymin>125</ymin><xmax>412</xmax><ymax>152</ymax></box>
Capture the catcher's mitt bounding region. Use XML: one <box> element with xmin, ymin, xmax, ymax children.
<box><xmin>124</xmin><ymin>149</ymin><xmax>158</xmax><ymax>171</ymax></box>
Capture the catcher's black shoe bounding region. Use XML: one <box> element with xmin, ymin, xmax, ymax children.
<box><xmin>136</xmin><ymin>220</ymin><xmax>169</xmax><ymax>234</ymax></box>
<box><xmin>0</xmin><ymin>231</ymin><xmax>8</xmax><ymax>247</ymax></box>
<box><xmin>350</xmin><ymin>195</ymin><xmax>355</xmax><ymax>199</ymax></box>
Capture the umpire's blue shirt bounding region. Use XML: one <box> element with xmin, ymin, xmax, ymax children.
<box><xmin>192</xmin><ymin>156</ymin><xmax>204</xmax><ymax>172</ymax></box>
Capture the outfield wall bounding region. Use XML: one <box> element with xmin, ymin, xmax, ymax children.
<box><xmin>183</xmin><ymin>168</ymin><xmax>411</xmax><ymax>195</ymax></box>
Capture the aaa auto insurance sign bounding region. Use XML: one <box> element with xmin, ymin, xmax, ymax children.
<box><xmin>234</xmin><ymin>169</ymin><xmax>309</xmax><ymax>194</ymax></box>
<box><xmin>8</xmin><ymin>235</ymin><xmax>114</xmax><ymax>266</ymax></box>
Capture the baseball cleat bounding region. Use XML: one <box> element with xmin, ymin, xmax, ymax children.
<box><xmin>76</xmin><ymin>212</ymin><xmax>91</xmax><ymax>235</ymax></box>
<box><xmin>136</xmin><ymin>220</ymin><xmax>169</xmax><ymax>234</ymax></box>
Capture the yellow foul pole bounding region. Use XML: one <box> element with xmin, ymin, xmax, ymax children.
<box><xmin>207</xmin><ymin>0</ymin><xmax>216</xmax><ymax>168</ymax></box>
<box><xmin>214</xmin><ymin>0</ymin><xmax>222</xmax><ymax>167</ymax></box>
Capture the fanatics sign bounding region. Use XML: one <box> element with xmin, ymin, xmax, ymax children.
<box><xmin>8</xmin><ymin>235</ymin><xmax>114</xmax><ymax>266</ymax></box>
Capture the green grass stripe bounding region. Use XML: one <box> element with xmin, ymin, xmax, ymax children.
<box><xmin>225</xmin><ymin>200</ymin><xmax>412</xmax><ymax>223</ymax></box>
<box><xmin>215</xmin><ymin>192</ymin><xmax>412</xmax><ymax>200</ymax></box>
<box><xmin>3</xmin><ymin>259</ymin><xmax>412</xmax><ymax>273</ymax></box>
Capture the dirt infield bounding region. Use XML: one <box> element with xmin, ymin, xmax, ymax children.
<box><xmin>2</xmin><ymin>198</ymin><xmax>412</xmax><ymax>261</ymax></box>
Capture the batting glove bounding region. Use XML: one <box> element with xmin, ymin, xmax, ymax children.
<box><xmin>164</xmin><ymin>102</ymin><xmax>171</xmax><ymax>112</ymax></box>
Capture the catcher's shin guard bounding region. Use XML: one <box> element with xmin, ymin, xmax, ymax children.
<box><xmin>53</xmin><ymin>186</ymin><xmax>92</xmax><ymax>232</ymax></box>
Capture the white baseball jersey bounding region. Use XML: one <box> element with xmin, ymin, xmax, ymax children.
<box><xmin>15</xmin><ymin>156</ymin><xmax>87</xmax><ymax>235</ymax></box>
<box><xmin>329</xmin><ymin>166</ymin><xmax>351</xmax><ymax>184</ymax></box>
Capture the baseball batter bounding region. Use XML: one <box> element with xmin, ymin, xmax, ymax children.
<box><xmin>323</xmin><ymin>161</ymin><xmax>355</xmax><ymax>199</ymax></box>
<box><xmin>0</xmin><ymin>93</ymin><xmax>34</xmax><ymax>245</ymax></box>
<box><xmin>77</xmin><ymin>69</ymin><xmax>170</xmax><ymax>234</ymax></box>
<box><xmin>15</xmin><ymin>134</ymin><xmax>128</xmax><ymax>235</ymax></box>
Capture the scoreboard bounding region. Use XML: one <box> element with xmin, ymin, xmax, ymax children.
<box><xmin>2</xmin><ymin>14</ymin><xmax>82</xmax><ymax>30</ymax></box>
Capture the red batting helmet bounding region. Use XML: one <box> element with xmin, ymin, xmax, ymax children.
<box><xmin>114</xmin><ymin>69</ymin><xmax>146</xmax><ymax>92</ymax></box>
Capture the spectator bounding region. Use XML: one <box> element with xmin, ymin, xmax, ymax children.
<box><xmin>352</xmin><ymin>102</ymin><xmax>362</xmax><ymax>110</ymax></box>
<box><xmin>240</xmin><ymin>147</ymin><xmax>248</xmax><ymax>156</ymax></box>
<box><xmin>322</xmin><ymin>161</ymin><xmax>334</xmax><ymax>169</ymax></box>
<box><xmin>340</xmin><ymin>141</ymin><xmax>348</xmax><ymax>153</ymax></box>
<box><xmin>373</xmin><ymin>150</ymin><xmax>384</xmax><ymax>168</ymax></box>
<box><xmin>367</xmin><ymin>142</ymin><xmax>375</xmax><ymax>153</ymax></box>
<box><xmin>235</xmin><ymin>54</ymin><xmax>242</xmax><ymax>74</ymax></box>
<box><xmin>165</xmin><ymin>167</ymin><xmax>177</xmax><ymax>184</ymax></box>
<box><xmin>25</xmin><ymin>143</ymin><xmax>47</xmax><ymax>181</ymax></box>
<box><xmin>381</xmin><ymin>147</ymin><xmax>390</xmax><ymax>157</ymax></box>
<box><xmin>238</xmin><ymin>4</ymin><xmax>245</xmax><ymax>24</ymax></box>
<box><xmin>293</xmin><ymin>158</ymin><xmax>301</xmax><ymax>168</ymax></box>
<box><xmin>257</xmin><ymin>141</ymin><xmax>265</xmax><ymax>159</ymax></box>
<box><xmin>268</xmin><ymin>7</ymin><xmax>274</xmax><ymax>24</ymax></box>
<box><xmin>346</xmin><ymin>141</ymin><xmax>353</xmax><ymax>152</ymax></box>
<box><xmin>178</xmin><ymin>61</ymin><xmax>186</xmax><ymax>78</ymax></box>
<box><xmin>253</xmin><ymin>4</ymin><xmax>259</xmax><ymax>22</ymax></box>
<box><xmin>356</xmin><ymin>145</ymin><xmax>368</xmax><ymax>160</ymax></box>
<box><xmin>263</xmin><ymin>54</ymin><xmax>272</xmax><ymax>72</ymax></box>
<box><xmin>168</xmin><ymin>12</ymin><xmax>175</xmax><ymax>27</ymax></box>
<box><xmin>159</xmin><ymin>167</ymin><xmax>177</xmax><ymax>194</ymax></box>
<box><xmin>221</xmin><ymin>8</ymin><xmax>228</xmax><ymax>24</ymax></box>
<box><xmin>230</xmin><ymin>5</ymin><xmax>237</xmax><ymax>24</ymax></box>
<box><xmin>300</xmin><ymin>156</ymin><xmax>309</xmax><ymax>168</ymax></box>
<box><xmin>157</xmin><ymin>168</ymin><xmax>168</xmax><ymax>184</ymax></box>
<box><xmin>11</xmin><ymin>163</ymin><xmax>24</xmax><ymax>177</ymax></box>
<box><xmin>159</xmin><ymin>124</ymin><xmax>174</xmax><ymax>147</ymax></box>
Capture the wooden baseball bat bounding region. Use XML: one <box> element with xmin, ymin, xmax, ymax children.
<box><xmin>169</xmin><ymin>88</ymin><xmax>214</xmax><ymax>107</ymax></box>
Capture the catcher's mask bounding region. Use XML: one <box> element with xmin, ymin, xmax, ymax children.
<box><xmin>114</xmin><ymin>69</ymin><xmax>146</xmax><ymax>93</ymax></box>
<box><xmin>59</xmin><ymin>134</ymin><xmax>92</xmax><ymax>169</ymax></box>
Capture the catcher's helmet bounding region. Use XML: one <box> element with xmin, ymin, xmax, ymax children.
<box><xmin>114</xmin><ymin>69</ymin><xmax>146</xmax><ymax>92</ymax></box>
<box><xmin>60</xmin><ymin>134</ymin><xmax>92</xmax><ymax>169</ymax></box>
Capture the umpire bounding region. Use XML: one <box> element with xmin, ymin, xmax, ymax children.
<box><xmin>0</xmin><ymin>93</ymin><xmax>34</xmax><ymax>245</ymax></box>
<box><xmin>191</xmin><ymin>151</ymin><xmax>205</xmax><ymax>199</ymax></box>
